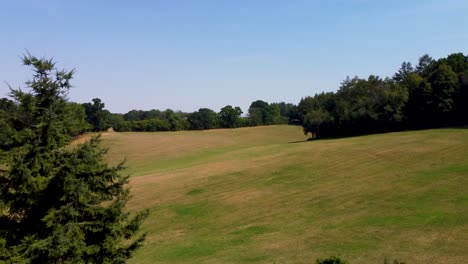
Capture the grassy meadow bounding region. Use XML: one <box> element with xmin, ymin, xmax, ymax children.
<box><xmin>96</xmin><ymin>125</ymin><xmax>468</xmax><ymax>263</ymax></box>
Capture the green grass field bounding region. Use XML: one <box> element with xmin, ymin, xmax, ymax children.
<box><xmin>98</xmin><ymin>125</ymin><xmax>468</xmax><ymax>263</ymax></box>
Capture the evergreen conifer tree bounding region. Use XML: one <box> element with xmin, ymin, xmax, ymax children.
<box><xmin>0</xmin><ymin>55</ymin><xmax>147</xmax><ymax>263</ymax></box>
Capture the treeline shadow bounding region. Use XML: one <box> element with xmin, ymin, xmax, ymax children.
<box><xmin>288</xmin><ymin>125</ymin><xmax>468</xmax><ymax>144</ymax></box>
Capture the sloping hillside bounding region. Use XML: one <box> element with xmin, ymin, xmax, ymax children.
<box><xmin>97</xmin><ymin>125</ymin><xmax>468</xmax><ymax>263</ymax></box>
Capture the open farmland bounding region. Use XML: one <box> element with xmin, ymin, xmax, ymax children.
<box><xmin>97</xmin><ymin>125</ymin><xmax>468</xmax><ymax>263</ymax></box>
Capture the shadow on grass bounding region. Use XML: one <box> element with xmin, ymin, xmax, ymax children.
<box><xmin>288</xmin><ymin>125</ymin><xmax>468</xmax><ymax>144</ymax></box>
<box><xmin>288</xmin><ymin>133</ymin><xmax>375</xmax><ymax>144</ymax></box>
<box><xmin>288</xmin><ymin>137</ymin><xmax>343</xmax><ymax>144</ymax></box>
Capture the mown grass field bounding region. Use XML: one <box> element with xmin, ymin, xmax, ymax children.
<box><xmin>98</xmin><ymin>125</ymin><xmax>468</xmax><ymax>263</ymax></box>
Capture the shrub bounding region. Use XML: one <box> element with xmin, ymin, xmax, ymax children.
<box><xmin>316</xmin><ymin>256</ymin><xmax>348</xmax><ymax>264</ymax></box>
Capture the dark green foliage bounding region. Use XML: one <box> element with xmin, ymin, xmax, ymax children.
<box><xmin>404</xmin><ymin>73</ymin><xmax>433</xmax><ymax>127</ymax></box>
<box><xmin>301</xmin><ymin>76</ymin><xmax>408</xmax><ymax>137</ymax></box>
<box><xmin>238</xmin><ymin>116</ymin><xmax>251</xmax><ymax>127</ymax></box>
<box><xmin>248</xmin><ymin>100</ymin><xmax>264</xmax><ymax>125</ymax></box>
<box><xmin>0</xmin><ymin>55</ymin><xmax>147</xmax><ymax>263</ymax></box>
<box><xmin>458</xmin><ymin>72</ymin><xmax>468</xmax><ymax>123</ymax></box>
<box><xmin>303</xmin><ymin>109</ymin><xmax>333</xmax><ymax>138</ymax></box>
<box><xmin>248</xmin><ymin>100</ymin><xmax>272</xmax><ymax>125</ymax></box>
<box><xmin>247</xmin><ymin>100</ymin><xmax>296</xmax><ymax>126</ymax></box>
<box><xmin>442</xmin><ymin>52</ymin><xmax>468</xmax><ymax>74</ymax></box>
<box><xmin>127</xmin><ymin>119</ymin><xmax>171</xmax><ymax>132</ymax></box>
<box><xmin>82</xmin><ymin>98</ymin><xmax>112</xmax><ymax>132</ymax></box>
<box><xmin>111</xmin><ymin>100</ymin><xmax>295</xmax><ymax>132</ymax></box>
<box><xmin>164</xmin><ymin>109</ymin><xmax>190</xmax><ymax>131</ymax></box>
<box><xmin>335</xmin><ymin>76</ymin><xmax>408</xmax><ymax>135</ymax></box>
<box><xmin>0</xmin><ymin>98</ymin><xmax>16</xmax><ymax>114</ymax></box>
<box><xmin>393</xmin><ymin>61</ymin><xmax>414</xmax><ymax>83</ymax></box>
<box><xmin>405</xmin><ymin>58</ymin><xmax>461</xmax><ymax>128</ymax></box>
<box><xmin>301</xmin><ymin>52</ymin><xmax>468</xmax><ymax>138</ymax></box>
<box><xmin>272</xmin><ymin>102</ymin><xmax>299</xmax><ymax>124</ymax></box>
<box><xmin>63</xmin><ymin>102</ymin><xmax>92</xmax><ymax>136</ymax></box>
<box><xmin>316</xmin><ymin>256</ymin><xmax>348</xmax><ymax>264</ymax></box>
<box><xmin>428</xmin><ymin>64</ymin><xmax>458</xmax><ymax>117</ymax></box>
<box><xmin>299</xmin><ymin>92</ymin><xmax>336</xmax><ymax>136</ymax></box>
<box><xmin>113</xmin><ymin>109</ymin><xmax>189</xmax><ymax>132</ymax></box>
<box><xmin>416</xmin><ymin>54</ymin><xmax>435</xmax><ymax>75</ymax></box>
<box><xmin>219</xmin><ymin>105</ymin><xmax>243</xmax><ymax>128</ymax></box>
<box><xmin>123</xmin><ymin>109</ymin><xmax>147</xmax><ymax>121</ymax></box>
<box><xmin>188</xmin><ymin>108</ymin><xmax>219</xmax><ymax>130</ymax></box>
<box><xmin>0</xmin><ymin>98</ymin><xmax>17</xmax><ymax>153</ymax></box>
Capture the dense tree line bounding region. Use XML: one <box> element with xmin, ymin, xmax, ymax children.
<box><xmin>111</xmin><ymin>109</ymin><xmax>189</xmax><ymax>132</ymax></box>
<box><xmin>248</xmin><ymin>100</ymin><xmax>298</xmax><ymax>126</ymax></box>
<box><xmin>109</xmin><ymin>101</ymin><xmax>295</xmax><ymax>132</ymax></box>
<box><xmin>3</xmin><ymin>52</ymin><xmax>465</xmax><ymax>138</ymax></box>
<box><xmin>0</xmin><ymin>96</ymin><xmax>296</xmax><ymax>138</ymax></box>
<box><xmin>299</xmin><ymin>53</ymin><xmax>468</xmax><ymax>138</ymax></box>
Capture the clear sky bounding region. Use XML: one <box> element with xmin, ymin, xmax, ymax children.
<box><xmin>1</xmin><ymin>0</ymin><xmax>468</xmax><ymax>113</ymax></box>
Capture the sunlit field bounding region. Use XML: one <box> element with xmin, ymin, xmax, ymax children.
<box><xmin>96</xmin><ymin>125</ymin><xmax>468</xmax><ymax>263</ymax></box>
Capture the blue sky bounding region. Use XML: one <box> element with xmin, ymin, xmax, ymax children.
<box><xmin>1</xmin><ymin>0</ymin><xmax>468</xmax><ymax>113</ymax></box>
